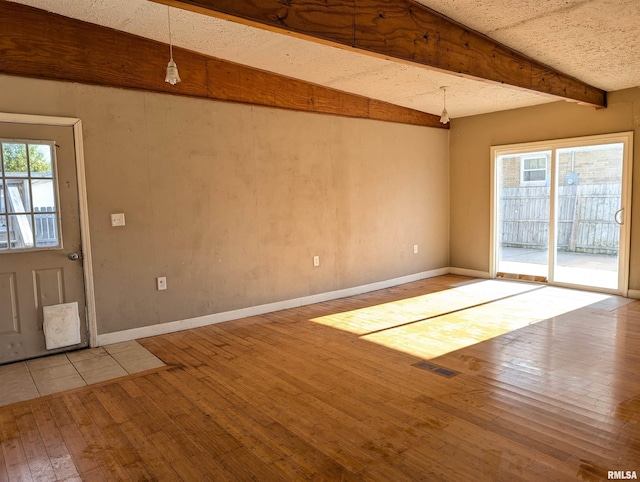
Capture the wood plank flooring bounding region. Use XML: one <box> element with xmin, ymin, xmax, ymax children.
<box><xmin>1</xmin><ymin>274</ymin><xmax>639</xmax><ymax>481</ymax></box>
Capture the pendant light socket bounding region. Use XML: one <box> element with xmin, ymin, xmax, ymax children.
<box><xmin>165</xmin><ymin>59</ymin><xmax>181</xmax><ymax>85</ymax></box>
<box><xmin>440</xmin><ymin>108</ymin><xmax>450</xmax><ymax>124</ymax></box>
<box><xmin>439</xmin><ymin>86</ymin><xmax>449</xmax><ymax>124</ymax></box>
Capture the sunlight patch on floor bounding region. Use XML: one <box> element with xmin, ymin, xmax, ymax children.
<box><xmin>361</xmin><ymin>285</ymin><xmax>611</xmax><ymax>360</ymax></box>
<box><xmin>309</xmin><ymin>280</ymin><xmax>539</xmax><ymax>335</ymax></box>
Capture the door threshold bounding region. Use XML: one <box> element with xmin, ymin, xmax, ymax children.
<box><xmin>497</xmin><ymin>272</ymin><xmax>548</xmax><ymax>283</ymax></box>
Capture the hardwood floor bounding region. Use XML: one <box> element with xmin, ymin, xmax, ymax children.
<box><xmin>1</xmin><ymin>274</ymin><xmax>639</xmax><ymax>481</ymax></box>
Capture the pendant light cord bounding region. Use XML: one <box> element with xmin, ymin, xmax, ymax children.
<box><xmin>167</xmin><ymin>7</ymin><xmax>174</xmax><ymax>61</ymax></box>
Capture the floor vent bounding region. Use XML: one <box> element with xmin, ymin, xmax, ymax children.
<box><xmin>413</xmin><ymin>361</ymin><xmax>459</xmax><ymax>378</ymax></box>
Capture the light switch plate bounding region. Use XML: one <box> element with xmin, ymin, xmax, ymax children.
<box><xmin>111</xmin><ymin>213</ymin><xmax>125</xmax><ymax>227</ymax></box>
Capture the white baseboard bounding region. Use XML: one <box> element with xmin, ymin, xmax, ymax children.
<box><xmin>627</xmin><ymin>289</ymin><xmax>640</xmax><ymax>299</ymax></box>
<box><xmin>447</xmin><ymin>267</ymin><xmax>491</xmax><ymax>278</ymax></box>
<box><xmin>97</xmin><ymin>267</ymin><xmax>450</xmax><ymax>346</ymax></box>
<box><xmin>98</xmin><ymin>267</ymin><xmax>635</xmax><ymax>346</ymax></box>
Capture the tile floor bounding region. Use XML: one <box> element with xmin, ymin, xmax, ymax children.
<box><xmin>0</xmin><ymin>340</ymin><xmax>165</xmax><ymax>407</ymax></box>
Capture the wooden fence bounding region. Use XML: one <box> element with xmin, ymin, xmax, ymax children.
<box><xmin>34</xmin><ymin>206</ymin><xmax>58</xmax><ymax>246</ymax></box>
<box><xmin>501</xmin><ymin>184</ymin><xmax>620</xmax><ymax>255</ymax></box>
<box><xmin>0</xmin><ymin>206</ymin><xmax>57</xmax><ymax>249</ymax></box>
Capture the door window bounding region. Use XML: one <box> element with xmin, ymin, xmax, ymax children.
<box><xmin>0</xmin><ymin>140</ymin><xmax>61</xmax><ymax>251</ymax></box>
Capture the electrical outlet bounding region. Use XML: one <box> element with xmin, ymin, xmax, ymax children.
<box><xmin>157</xmin><ymin>276</ymin><xmax>167</xmax><ymax>291</ymax></box>
<box><xmin>413</xmin><ymin>244</ymin><xmax>418</xmax><ymax>254</ymax></box>
<box><xmin>313</xmin><ymin>255</ymin><xmax>320</xmax><ymax>267</ymax></box>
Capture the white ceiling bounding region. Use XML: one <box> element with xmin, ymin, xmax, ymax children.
<box><xmin>9</xmin><ymin>0</ymin><xmax>640</xmax><ymax>119</ymax></box>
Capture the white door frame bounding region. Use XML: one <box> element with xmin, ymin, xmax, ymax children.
<box><xmin>490</xmin><ymin>132</ymin><xmax>634</xmax><ymax>296</ymax></box>
<box><xmin>0</xmin><ymin>112</ymin><xmax>97</xmax><ymax>347</ymax></box>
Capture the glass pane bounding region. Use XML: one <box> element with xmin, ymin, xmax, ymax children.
<box><xmin>0</xmin><ymin>215</ymin><xmax>7</xmax><ymax>250</ymax></box>
<box><xmin>31</xmin><ymin>179</ymin><xmax>56</xmax><ymax>211</ymax></box>
<box><xmin>524</xmin><ymin>170</ymin><xmax>545</xmax><ymax>182</ymax></box>
<box><xmin>5</xmin><ymin>179</ymin><xmax>31</xmax><ymax>213</ymax></box>
<box><xmin>2</xmin><ymin>143</ymin><xmax>28</xmax><ymax>177</ymax></box>
<box><xmin>525</xmin><ymin>158</ymin><xmax>545</xmax><ymax>169</ymax></box>
<box><xmin>29</xmin><ymin>144</ymin><xmax>54</xmax><ymax>178</ymax></box>
<box><xmin>35</xmin><ymin>213</ymin><xmax>59</xmax><ymax>247</ymax></box>
<box><xmin>497</xmin><ymin>150</ymin><xmax>551</xmax><ymax>279</ymax></box>
<box><xmin>554</xmin><ymin>143</ymin><xmax>623</xmax><ymax>289</ymax></box>
<box><xmin>0</xmin><ymin>180</ymin><xmax>4</xmax><ymax>214</ymax></box>
<box><xmin>8</xmin><ymin>214</ymin><xmax>34</xmax><ymax>249</ymax></box>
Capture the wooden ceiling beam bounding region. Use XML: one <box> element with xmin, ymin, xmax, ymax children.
<box><xmin>0</xmin><ymin>2</ymin><xmax>444</xmax><ymax>128</ymax></box>
<box><xmin>155</xmin><ymin>0</ymin><xmax>606</xmax><ymax>108</ymax></box>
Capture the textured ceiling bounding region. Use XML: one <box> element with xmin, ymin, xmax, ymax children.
<box><xmin>8</xmin><ymin>0</ymin><xmax>640</xmax><ymax>119</ymax></box>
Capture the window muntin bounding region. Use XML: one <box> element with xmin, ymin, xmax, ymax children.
<box><xmin>0</xmin><ymin>140</ymin><xmax>61</xmax><ymax>251</ymax></box>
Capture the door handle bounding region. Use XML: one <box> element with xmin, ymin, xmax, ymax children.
<box><xmin>614</xmin><ymin>208</ymin><xmax>624</xmax><ymax>225</ymax></box>
<box><xmin>68</xmin><ymin>252</ymin><xmax>81</xmax><ymax>261</ymax></box>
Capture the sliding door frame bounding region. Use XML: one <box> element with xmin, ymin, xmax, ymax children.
<box><xmin>490</xmin><ymin>132</ymin><xmax>633</xmax><ymax>296</ymax></box>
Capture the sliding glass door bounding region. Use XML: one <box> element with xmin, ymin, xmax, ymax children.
<box><xmin>495</xmin><ymin>149</ymin><xmax>552</xmax><ymax>282</ymax></box>
<box><xmin>492</xmin><ymin>133</ymin><xmax>632</xmax><ymax>294</ymax></box>
<box><xmin>553</xmin><ymin>143</ymin><xmax>624</xmax><ymax>288</ymax></box>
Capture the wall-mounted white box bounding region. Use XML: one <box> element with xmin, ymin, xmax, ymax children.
<box><xmin>111</xmin><ymin>213</ymin><xmax>126</xmax><ymax>227</ymax></box>
<box><xmin>157</xmin><ymin>277</ymin><xmax>167</xmax><ymax>291</ymax></box>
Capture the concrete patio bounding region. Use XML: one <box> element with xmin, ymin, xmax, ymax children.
<box><xmin>498</xmin><ymin>246</ymin><xmax>618</xmax><ymax>289</ymax></box>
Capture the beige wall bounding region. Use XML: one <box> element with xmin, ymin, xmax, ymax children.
<box><xmin>450</xmin><ymin>87</ymin><xmax>640</xmax><ymax>287</ymax></box>
<box><xmin>0</xmin><ymin>75</ymin><xmax>449</xmax><ymax>335</ymax></box>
